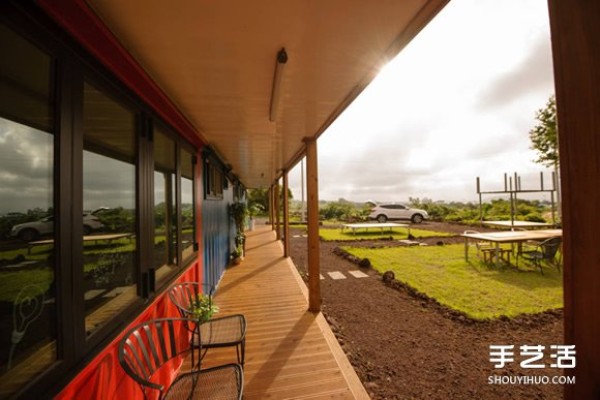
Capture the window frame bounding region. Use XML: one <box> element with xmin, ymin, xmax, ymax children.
<box><xmin>151</xmin><ymin>121</ymin><xmax>199</xmax><ymax>291</ymax></box>
<box><xmin>203</xmin><ymin>151</ymin><xmax>226</xmax><ymax>200</ymax></box>
<box><xmin>79</xmin><ymin>76</ymin><xmax>142</xmax><ymax>346</ymax></box>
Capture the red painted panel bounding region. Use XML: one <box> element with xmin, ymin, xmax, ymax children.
<box><xmin>36</xmin><ymin>0</ymin><xmax>204</xmax><ymax>148</ymax></box>
<box><xmin>55</xmin><ymin>263</ymin><xmax>200</xmax><ymax>400</ymax></box>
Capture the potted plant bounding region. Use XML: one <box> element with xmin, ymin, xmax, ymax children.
<box><xmin>231</xmin><ymin>246</ymin><xmax>243</xmax><ymax>265</ymax></box>
<box><xmin>188</xmin><ymin>293</ymin><xmax>219</xmax><ymax>322</ymax></box>
<box><xmin>229</xmin><ymin>201</ymin><xmax>249</xmax><ymax>256</ymax></box>
<box><xmin>234</xmin><ymin>232</ymin><xmax>246</xmax><ymax>253</ymax></box>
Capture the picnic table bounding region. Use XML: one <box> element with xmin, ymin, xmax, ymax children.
<box><xmin>461</xmin><ymin>229</ymin><xmax>562</xmax><ymax>267</ymax></box>
<box><xmin>28</xmin><ymin>233</ymin><xmax>133</xmax><ymax>254</ymax></box>
<box><xmin>341</xmin><ymin>222</ymin><xmax>410</xmax><ymax>236</ymax></box>
<box><xmin>481</xmin><ymin>220</ymin><xmax>554</xmax><ymax>230</ymax></box>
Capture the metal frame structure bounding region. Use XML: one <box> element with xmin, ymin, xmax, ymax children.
<box><xmin>476</xmin><ymin>172</ymin><xmax>558</xmax><ymax>228</ymax></box>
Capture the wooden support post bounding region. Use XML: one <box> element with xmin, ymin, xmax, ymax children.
<box><xmin>548</xmin><ymin>1</ymin><xmax>600</xmax><ymax>397</ymax></box>
<box><xmin>283</xmin><ymin>172</ymin><xmax>290</xmax><ymax>257</ymax></box>
<box><xmin>268</xmin><ymin>186</ymin><xmax>274</xmax><ymax>230</ymax></box>
<box><xmin>301</xmin><ymin>158</ymin><xmax>306</xmax><ymax>222</ymax></box>
<box><xmin>274</xmin><ymin>181</ymin><xmax>281</xmax><ymax>240</ymax></box>
<box><xmin>305</xmin><ymin>138</ymin><xmax>321</xmax><ymax>312</ymax></box>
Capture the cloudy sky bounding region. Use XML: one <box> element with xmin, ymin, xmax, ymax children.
<box><xmin>288</xmin><ymin>0</ymin><xmax>555</xmax><ymax>204</ymax></box>
<box><xmin>0</xmin><ymin>120</ymin><xmax>54</xmax><ymax>214</ymax></box>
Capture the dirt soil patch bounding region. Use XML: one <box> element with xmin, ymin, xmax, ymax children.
<box><xmin>289</xmin><ymin>221</ymin><xmax>564</xmax><ymax>400</ymax></box>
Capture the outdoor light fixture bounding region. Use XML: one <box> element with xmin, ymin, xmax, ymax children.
<box><xmin>269</xmin><ymin>47</ymin><xmax>288</xmax><ymax>122</ymax></box>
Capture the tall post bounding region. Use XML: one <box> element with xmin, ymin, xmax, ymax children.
<box><xmin>305</xmin><ymin>138</ymin><xmax>321</xmax><ymax>312</ymax></box>
<box><xmin>476</xmin><ymin>177</ymin><xmax>483</xmax><ymax>225</ymax></box>
<box><xmin>512</xmin><ymin>192</ymin><xmax>517</xmax><ymax>230</ymax></box>
<box><xmin>553</xmin><ymin>168</ymin><xmax>562</xmax><ymax>224</ymax></box>
<box><xmin>301</xmin><ymin>158</ymin><xmax>306</xmax><ymax>222</ymax></box>
<box><xmin>548</xmin><ymin>1</ymin><xmax>600</xmax><ymax>397</ymax></box>
<box><xmin>283</xmin><ymin>171</ymin><xmax>290</xmax><ymax>257</ymax></box>
<box><xmin>509</xmin><ymin>176</ymin><xmax>514</xmax><ymax>229</ymax></box>
<box><xmin>550</xmin><ymin>191</ymin><xmax>556</xmax><ymax>227</ymax></box>
<box><xmin>274</xmin><ymin>181</ymin><xmax>281</xmax><ymax>240</ymax></box>
<box><xmin>268</xmin><ymin>186</ymin><xmax>274</xmax><ymax>230</ymax></box>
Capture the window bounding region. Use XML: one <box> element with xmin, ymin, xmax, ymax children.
<box><xmin>0</xmin><ymin>14</ymin><xmax>199</xmax><ymax>398</ymax></box>
<box><xmin>153</xmin><ymin>130</ymin><xmax>197</xmax><ymax>282</ymax></box>
<box><xmin>82</xmin><ymin>81</ymin><xmax>138</xmax><ymax>336</ymax></box>
<box><xmin>0</xmin><ymin>22</ymin><xmax>56</xmax><ymax>397</ymax></box>
<box><xmin>181</xmin><ymin>149</ymin><xmax>195</xmax><ymax>259</ymax></box>
<box><xmin>205</xmin><ymin>159</ymin><xmax>224</xmax><ymax>199</ymax></box>
<box><xmin>154</xmin><ymin>128</ymin><xmax>177</xmax><ymax>282</ymax></box>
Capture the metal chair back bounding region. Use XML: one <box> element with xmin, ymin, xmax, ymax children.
<box><xmin>541</xmin><ymin>237</ymin><xmax>562</xmax><ymax>260</ymax></box>
<box><xmin>118</xmin><ymin>318</ymin><xmax>198</xmax><ymax>399</ymax></box>
<box><xmin>168</xmin><ymin>282</ymin><xmax>214</xmax><ymax>319</ymax></box>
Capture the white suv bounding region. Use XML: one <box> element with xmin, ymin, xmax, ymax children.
<box><xmin>10</xmin><ymin>214</ymin><xmax>104</xmax><ymax>242</ymax></box>
<box><xmin>369</xmin><ymin>204</ymin><xmax>428</xmax><ymax>224</ymax></box>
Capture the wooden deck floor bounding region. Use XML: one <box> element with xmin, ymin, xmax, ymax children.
<box><xmin>201</xmin><ymin>224</ymin><xmax>369</xmax><ymax>399</ymax></box>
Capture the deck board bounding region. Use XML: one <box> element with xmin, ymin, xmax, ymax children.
<box><xmin>201</xmin><ymin>224</ymin><xmax>369</xmax><ymax>399</ymax></box>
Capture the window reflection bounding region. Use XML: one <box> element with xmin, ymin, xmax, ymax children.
<box><xmin>0</xmin><ymin>122</ymin><xmax>55</xmax><ymax>392</ymax></box>
<box><xmin>181</xmin><ymin>150</ymin><xmax>195</xmax><ymax>259</ymax></box>
<box><xmin>0</xmin><ymin>119</ymin><xmax>55</xmax><ymax>394</ymax></box>
<box><xmin>154</xmin><ymin>129</ymin><xmax>177</xmax><ymax>281</ymax></box>
<box><xmin>0</xmin><ymin>24</ymin><xmax>53</xmax><ymax>132</ymax></box>
<box><xmin>83</xmin><ymin>82</ymin><xmax>137</xmax><ymax>336</ymax></box>
<box><xmin>0</xmin><ymin>21</ymin><xmax>56</xmax><ymax>397</ymax></box>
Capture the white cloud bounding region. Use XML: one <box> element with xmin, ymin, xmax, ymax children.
<box><xmin>288</xmin><ymin>0</ymin><xmax>555</xmax><ymax>204</ymax></box>
<box><xmin>0</xmin><ymin>119</ymin><xmax>53</xmax><ymax>213</ymax></box>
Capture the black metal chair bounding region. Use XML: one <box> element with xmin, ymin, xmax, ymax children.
<box><xmin>516</xmin><ymin>236</ymin><xmax>562</xmax><ymax>275</ymax></box>
<box><xmin>168</xmin><ymin>282</ymin><xmax>246</xmax><ymax>366</ymax></box>
<box><xmin>118</xmin><ymin>317</ymin><xmax>243</xmax><ymax>400</ymax></box>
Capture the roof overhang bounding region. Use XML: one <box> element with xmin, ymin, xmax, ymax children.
<box><xmin>41</xmin><ymin>0</ymin><xmax>449</xmax><ymax>188</ymax></box>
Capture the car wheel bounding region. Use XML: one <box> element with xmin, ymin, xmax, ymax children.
<box><xmin>377</xmin><ymin>214</ymin><xmax>388</xmax><ymax>223</ymax></box>
<box><xmin>19</xmin><ymin>228</ymin><xmax>39</xmax><ymax>242</ymax></box>
<box><xmin>411</xmin><ymin>214</ymin><xmax>424</xmax><ymax>224</ymax></box>
<box><xmin>83</xmin><ymin>225</ymin><xmax>92</xmax><ymax>236</ymax></box>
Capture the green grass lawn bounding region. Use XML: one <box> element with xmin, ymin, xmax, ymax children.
<box><xmin>319</xmin><ymin>227</ymin><xmax>453</xmax><ymax>241</ymax></box>
<box><xmin>343</xmin><ymin>244</ymin><xmax>563</xmax><ymax>320</ymax></box>
<box><xmin>0</xmin><ymin>269</ymin><xmax>53</xmax><ymax>303</ymax></box>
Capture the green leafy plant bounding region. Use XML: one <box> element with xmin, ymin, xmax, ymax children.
<box><xmin>189</xmin><ymin>293</ymin><xmax>219</xmax><ymax>322</ymax></box>
<box><xmin>248</xmin><ymin>203</ymin><xmax>262</xmax><ymax>217</ymax></box>
<box><xmin>229</xmin><ymin>202</ymin><xmax>248</xmax><ymax>259</ymax></box>
<box><xmin>229</xmin><ymin>202</ymin><xmax>248</xmax><ymax>233</ymax></box>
